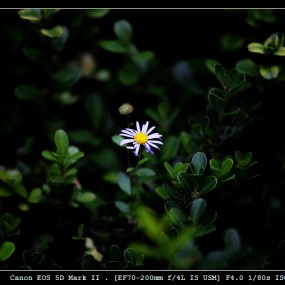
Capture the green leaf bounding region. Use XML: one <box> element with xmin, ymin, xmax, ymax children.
<box><xmin>0</xmin><ymin>242</ymin><xmax>15</xmax><ymax>261</ymax></box>
<box><xmin>42</xmin><ymin>150</ymin><xmax>58</xmax><ymax>163</ymax></box>
<box><xmin>118</xmin><ymin>172</ymin><xmax>131</xmax><ymax>195</ymax></box>
<box><xmin>41</xmin><ymin>26</ymin><xmax>64</xmax><ymax>38</ymax></box>
<box><xmin>191</xmin><ymin>152</ymin><xmax>207</xmax><ymax>175</ymax></box>
<box><xmin>15</xmin><ymin>84</ymin><xmax>41</xmax><ymax>103</ymax></box>
<box><xmin>164</xmin><ymin>201</ymin><xmax>186</xmax><ymax>230</ymax></box>
<box><xmin>260</xmin><ymin>65</ymin><xmax>279</xmax><ymax>80</ymax></box>
<box><xmin>28</xmin><ymin>188</ymin><xmax>42</xmax><ymax>203</ymax></box>
<box><xmin>114</xmin><ymin>20</ymin><xmax>133</xmax><ymax>43</ymax></box>
<box><xmin>225</xmin><ymin>228</ymin><xmax>241</xmax><ymax>253</ymax></box>
<box><xmin>173</xmin><ymin>162</ymin><xmax>189</xmax><ymax>177</ymax></box>
<box><xmin>190</xmin><ymin>198</ymin><xmax>206</xmax><ymax>224</ymax></box>
<box><xmin>55</xmin><ymin>129</ymin><xmax>69</xmax><ymax>156</ymax></box>
<box><xmin>1</xmin><ymin>213</ymin><xmax>21</xmax><ymax>234</ymax></box>
<box><xmin>195</xmin><ymin>224</ymin><xmax>216</xmax><ymax>237</ymax></box>
<box><xmin>117</xmin><ymin>65</ymin><xmax>140</xmax><ymax>85</ymax></box>
<box><xmin>65</xmin><ymin>151</ymin><xmax>84</xmax><ymax>167</ymax></box>
<box><xmin>99</xmin><ymin>40</ymin><xmax>128</xmax><ymax>53</ymax></box>
<box><xmin>112</xmin><ymin>135</ymin><xmax>123</xmax><ymax>146</ymax></box>
<box><xmin>199</xmin><ymin>175</ymin><xmax>218</xmax><ymax>195</ymax></box>
<box><xmin>132</xmin><ymin>51</ymin><xmax>155</xmax><ymax>62</ymax></box>
<box><xmin>208</xmin><ymin>88</ymin><xmax>225</xmax><ymax>113</ymax></box>
<box><xmin>22</xmin><ymin>46</ymin><xmax>45</xmax><ymax>62</ymax></box>
<box><xmin>13</xmin><ymin>183</ymin><xmax>28</xmax><ymax>198</ymax></box>
<box><xmin>221</xmin><ymin>158</ymin><xmax>234</xmax><ymax>174</ymax></box>
<box><xmin>52</xmin><ymin>65</ymin><xmax>81</xmax><ymax>89</ymax></box>
<box><xmin>177</xmin><ymin>172</ymin><xmax>193</xmax><ymax>192</ymax></box>
<box><xmin>135</xmin><ymin>168</ymin><xmax>155</xmax><ymax>177</ymax></box>
<box><xmin>247</xmin><ymin>42</ymin><xmax>265</xmax><ymax>54</ymax></box>
<box><xmin>76</xmin><ymin>192</ymin><xmax>96</xmax><ymax>203</ymax></box>
<box><xmin>0</xmin><ymin>186</ymin><xmax>12</xmax><ymax>197</ymax></box>
<box><xmin>18</xmin><ymin>9</ymin><xmax>41</xmax><ymax>22</ymax></box>
<box><xmin>155</xmin><ymin>186</ymin><xmax>171</xmax><ymax>200</ymax></box>
<box><xmin>164</xmin><ymin>162</ymin><xmax>175</xmax><ymax>180</ymax></box>
<box><xmin>86</xmin><ymin>9</ymin><xmax>110</xmax><ymax>18</ymax></box>
<box><xmin>110</xmin><ymin>244</ymin><xmax>122</xmax><ymax>262</ymax></box>
<box><xmin>124</xmin><ymin>248</ymin><xmax>137</xmax><ymax>264</ymax></box>
<box><xmin>236</xmin><ymin>59</ymin><xmax>260</xmax><ymax>78</ymax></box>
<box><xmin>205</xmin><ymin>59</ymin><xmax>222</xmax><ymax>74</ymax></box>
<box><xmin>115</xmin><ymin>201</ymin><xmax>131</xmax><ymax>214</ymax></box>
<box><xmin>215</xmin><ymin>64</ymin><xmax>226</xmax><ymax>88</ymax></box>
<box><xmin>229</xmin><ymin>69</ymin><xmax>246</xmax><ymax>91</ymax></box>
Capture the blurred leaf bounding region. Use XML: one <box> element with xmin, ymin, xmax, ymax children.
<box><xmin>115</xmin><ymin>201</ymin><xmax>131</xmax><ymax>214</ymax></box>
<box><xmin>118</xmin><ymin>172</ymin><xmax>131</xmax><ymax>195</ymax></box>
<box><xmin>18</xmin><ymin>9</ymin><xmax>41</xmax><ymax>22</ymax></box>
<box><xmin>236</xmin><ymin>59</ymin><xmax>260</xmax><ymax>78</ymax></box>
<box><xmin>69</xmin><ymin>129</ymin><xmax>100</xmax><ymax>146</ymax></box>
<box><xmin>0</xmin><ymin>186</ymin><xmax>12</xmax><ymax>197</ymax></box>
<box><xmin>55</xmin><ymin>129</ymin><xmax>69</xmax><ymax>156</ymax></box>
<box><xmin>247</xmin><ymin>42</ymin><xmax>264</xmax><ymax>54</ymax></box>
<box><xmin>41</xmin><ymin>26</ymin><xmax>64</xmax><ymax>38</ymax></box>
<box><xmin>117</xmin><ymin>64</ymin><xmax>140</xmax><ymax>85</ymax></box>
<box><xmin>86</xmin><ymin>9</ymin><xmax>110</xmax><ymax>18</ymax></box>
<box><xmin>22</xmin><ymin>46</ymin><xmax>45</xmax><ymax>62</ymax></box>
<box><xmin>14</xmin><ymin>84</ymin><xmax>41</xmax><ymax>104</ymax></box>
<box><xmin>259</xmin><ymin>65</ymin><xmax>279</xmax><ymax>80</ymax></box>
<box><xmin>195</xmin><ymin>224</ymin><xmax>216</xmax><ymax>237</ymax></box>
<box><xmin>0</xmin><ymin>242</ymin><xmax>15</xmax><ymax>261</ymax></box>
<box><xmin>42</xmin><ymin>150</ymin><xmax>58</xmax><ymax>163</ymax></box>
<box><xmin>99</xmin><ymin>40</ymin><xmax>128</xmax><ymax>53</ymax></box>
<box><xmin>114</xmin><ymin>20</ymin><xmax>133</xmax><ymax>43</ymax></box>
<box><xmin>132</xmin><ymin>51</ymin><xmax>155</xmax><ymax>62</ymax></box>
<box><xmin>1</xmin><ymin>213</ymin><xmax>21</xmax><ymax>234</ymax></box>
<box><xmin>52</xmin><ymin>64</ymin><xmax>81</xmax><ymax>90</ymax></box>
<box><xmin>112</xmin><ymin>135</ymin><xmax>123</xmax><ymax>146</ymax></box>
<box><xmin>161</xmin><ymin>136</ymin><xmax>180</xmax><ymax>161</ymax></box>
<box><xmin>135</xmin><ymin>168</ymin><xmax>155</xmax><ymax>176</ymax></box>
<box><xmin>28</xmin><ymin>188</ymin><xmax>42</xmax><ymax>203</ymax></box>
<box><xmin>225</xmin><ymin>228</ymin><xmax>241</xmax><ymax>253</ymax></box>
<box><xmin>76</xmin><ymin>192</ymin><xmax>96</xmax><ymax>203</ymax></box>
<box><xmin>155</xmin><ymin>186</ymin><xmax>171</xmax><ymax>200</ymax></box>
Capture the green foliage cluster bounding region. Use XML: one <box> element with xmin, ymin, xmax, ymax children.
<box><xmin>1</xmin><ymin>9</ymin><xmax>285</xmax><ymax>270</ymax></box>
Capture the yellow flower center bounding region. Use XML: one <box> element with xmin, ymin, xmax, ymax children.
<box><xmin>134</xmin><ymin>132</ymin><xmax>148</xmax><ymax>144</ymax></box>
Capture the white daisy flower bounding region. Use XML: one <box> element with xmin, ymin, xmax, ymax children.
<box><xmin>119</xmin><ymin>121</ymin><xmax>163</xmax><ymax>156</ymax></box>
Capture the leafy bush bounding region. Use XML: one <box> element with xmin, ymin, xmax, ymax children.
<box><xmin>0</xmin><ymin>9</ymin><xmax>285</xmax><ymax>270</ymax></box>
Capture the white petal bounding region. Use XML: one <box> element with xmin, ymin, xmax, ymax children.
<box><xmin>126</xmin><ymin>146</ymin><xmax>134</xmax><ymax>149</ymax></box>
<box><xmin>146</xmin><ymin>126</ymin><xmax>155</xmax><ymax>134</ymax></box>
<box><xmin>120</xmin><ymin>138</ymin><xmax>135</xmax><ymax>146</ymax></box>
<box><xmin>125</xmin><ymin>128</ymin><xmax>136</xmax><ymax>134</ymax></box>
<box><xmin>121</xmin><ymin>129</ymin><xmax>135</xmax><ymax>135</ymax></box>
<box><xmin>134</xmin><ymin>144</ymin><xmax>140</xmax><ymax>156</ymax></box>
<box><xmin>147</xmin><ymin>141</ymin><xmax>161</xmax><ymax>149</ymax></box>
<box><xmin>142</xmin><ymin>121</ymin><xmax>149</xmax><ymax>133</ymax></box>
<box><xmin>136</xmin><ymin>121</ymin><xmax>141</xmax><ymax>132</ymax></box>
<box><xmin>119</xmin><ymin>133</ymin><xmax>134</xmax><ymax>138</ymax></box>
<box><xmin>148</xmin><ymin>133</ymin><xmax>162</xmax><ymax>139</ymax></box>
<box><xmin>144</xmin><ymin>143</ymin><xmax>154</xmax><ymax>154</ymax></box>
<box><xmin>148</xmin><ymin>139</ymin><xmax>163</xmax><ymax>145</ymax></box>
